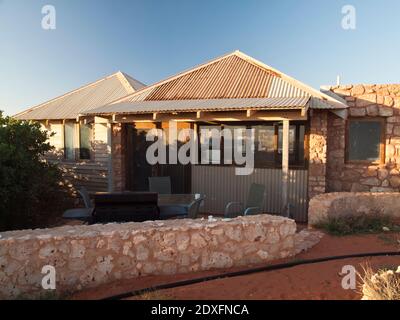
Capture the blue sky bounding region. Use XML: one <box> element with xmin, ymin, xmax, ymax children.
<box><xmin>1</xmin><ymin>0</ymin><xmax>400</xmax><ymax>115</ymax></box>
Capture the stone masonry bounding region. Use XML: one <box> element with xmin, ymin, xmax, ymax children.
<box><xmin>308</xmin><ymin>192</ymin><xmax>400</xmax><ymax>225</ymax></box>
<box><xmin>0</xmin><ymin>215</ymin><xmax>296</xmax><ymax>299</ymax></box>
<box><xmin>308</xmin><ymin>110</ymin><xmax>328</xmax><ymax>198</ymax></box>
<box><xmin>326</xmin><ymin>84</ymin><xmax>400</xmax><ymax>193</ymax></box>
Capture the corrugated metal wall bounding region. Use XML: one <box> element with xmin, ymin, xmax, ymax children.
<box><xmin>191</xmin><ymin>166</ymin><xmax>308</xmax><ymax>222</ymax></box>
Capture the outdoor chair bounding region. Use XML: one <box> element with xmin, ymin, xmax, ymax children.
<box><xmin>92</xmin><ymin>192</ymin><xmax>160</xmax><ymax>223</ymax></box>
<box><xmin>62</xmin><ymin>187</ymin><xmax>94</xmax><ymax>222</ymax></box>
<box><xmin>224</xmin><ymin>183</ymin><xmax>266</xmax><ymax>218</ymax></box>
<box><xmin>159</xmin><ymin>195</ymin><xmax>205</xmax><ymax>220</ymax></box>
<box><xmin>149</xmin><ymin>176</ymin><xmax>171</xmax><ymax>194</ymax></box>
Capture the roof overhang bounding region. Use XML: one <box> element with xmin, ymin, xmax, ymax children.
<box><xmin>84</xmin><ymin>97</ymin><xmax>311</xmax><ymax>116</ymax></box>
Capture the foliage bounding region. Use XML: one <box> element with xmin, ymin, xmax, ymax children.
<box><xmin>360</xmin><ymin>264</ymin><xmax>400</xmax><ymax>300</ymax></box>
<box><xmin>0</xmin><ymin>111</ymin><xmax>69</xmax><ymax>231</ymax></box>
<box><xmin>314</xmin><ymin>214</ymin><xmax>400</xmax><ymax>236</ymax></box>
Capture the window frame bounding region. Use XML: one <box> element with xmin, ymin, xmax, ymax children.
<box><xmin>78</xmin><ymin>122</ymin><xmax>93</xmax><ymax>160</ymax></box>
<box><xmin>345</xmin><ymin>117</ymin><xmax>386</xmax><ymax>165</ymax></box>
<box><xmin>63</xmin><ymin>121</ymin><xmax>76</xmax><ymax>161</ymax></box>
<box><xmin>196</xmin><ymin>121</ymin><xmax>309</xmax><ymax>169</ymax></box>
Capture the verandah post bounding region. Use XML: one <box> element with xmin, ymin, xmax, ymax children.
<box><xmin>282</xmin><ymin>119</ymin><xmax>289</xmax><ymax>217</ymax></box>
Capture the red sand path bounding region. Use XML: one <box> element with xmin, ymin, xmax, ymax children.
<box><xmin>71</xmin><ymin>232</ymin><xmax>400</xmax><ymax>300</ymax></box>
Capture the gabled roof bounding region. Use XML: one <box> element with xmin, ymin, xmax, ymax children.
<box><xmin>14</xmin><ymin>71</ymin><xmax>146</xmax><ymax>120</ymax></box>
<box><xmin>85</xmin><ymin>50</ymin><xmax>347</xmax><ymax>116</ymax></box>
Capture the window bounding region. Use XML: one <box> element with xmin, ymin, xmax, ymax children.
<box><xmin>198</xmin><ymin>122</ymin><xmax>307</xmax><ymax>168</ymax></box>
<box><xmin>347</xmin><ymin>119</ymin><xmax>384</xmax><ymax>163</ymax></box>
<box><xmin>199</xmin><ymin>126</ymin><xmax>221</xmax><ymax>164</ymax></box>
<box><xmin>79</xmin><ymin>123</ymin><xmax>92</xmax><ymax>160</ymax></box>
<box><xmin>64</xmin><ymin>122</ymin><xmax>75</xmax><ymax>160</ymax></box>
<box><xmin>254</xmin><ymin>125</ymin><xmax>275</xmax><ymax>166</ymax></box>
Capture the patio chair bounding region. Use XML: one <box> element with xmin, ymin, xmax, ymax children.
<box><xmin>62</xmin><ymin>187</ymin><xmax>94</xmax><ymax>222</ymax></box>
<box><xmin>224</xmin><ymin>183</ymin><xmax>266</xmax><ymax>218</ymax></box>
<box><xmin>159</xmin><ymin>195</ymin><xmax>205</xmax><ymax>220</ymax></box>
<box><xmin>149</xmin><ymin>176</ymin><xmax>171</xmax><ymax>194</ymax></box>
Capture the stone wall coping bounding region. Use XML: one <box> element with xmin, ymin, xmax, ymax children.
<box><xmin>0</xmin><ymin>215</ymin><xmax>292</xmax><ymax>241</ymax></box>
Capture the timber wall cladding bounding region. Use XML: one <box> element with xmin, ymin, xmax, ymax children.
<box><xmin>0</xmin><ymin>215</ymin><xmax>296</xmax><ymax>299</ymax></box>
<box><xmin>43</xmin><ymin>121</ymin><xmax>110</xmax><ymax>192</ymax></box>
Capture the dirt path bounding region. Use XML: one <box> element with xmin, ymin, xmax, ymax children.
<box><xmin>71</xmin><ymin>232</ymin><xmax>400</xmax><ymax>300</ymax></box>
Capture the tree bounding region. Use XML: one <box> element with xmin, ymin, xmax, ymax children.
<box><xmin>0</xmin><ymin>111</ymin><xmax>67</xmax><ymax>231</ymax></box>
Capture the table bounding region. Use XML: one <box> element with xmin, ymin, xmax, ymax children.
<box><xmin>158</xmin><ymin>194</ymin><xmax>203</xmax><ymax>219</ymax></box>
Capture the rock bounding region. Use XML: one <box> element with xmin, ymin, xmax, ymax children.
<box><xmin>378</xmin><ymin>168</ymin><xmax>389</xmax><ymax>180</ymax></box>
<box><xmin>136</xmin><ymin>244</ymin><xmax>149</xmax><ymax>261</ymax></box>
<box><xmin>378</xmin><ymin>106</ymin><xmax>393</xmax><ymax>117</ymax></box>
<box><xmin>190</xmin><ymin>233</ymin><xmax>207</xmax><ymax>248</ymax></box>
<box><xmin>389</xmin><ymin>175</ymin><xmax>400</xmax><ymax>188</ymax></box>
<box><xmin>256</xmin><ymin>250</ymin><xmax>269</xmax><ymax>260</ymax></box>
<box><xmin>225</xmin><ymin>227</ymin><xmax>242</xmax><ymax>241</ymax></box>
<box><xmin>356</xmin><ymin>94</ymin><xmax>377</xmax><ymax>107</ymax></box>
<box><xmin>350</xmin><ymin>183</ymin><xmax>370</xmax><ymax>192</ymax></box>
<box><xmin>360</xmin><ymin>177</ymin><xmax>381</xmax><ymax>186</ymax></box>
<box><xmin>70</xmin><ymin>241</ymin><xmax>86</xmax><ymax>259</ymax></box>
<box><xmin>202</xmin><ymin>252</ymin><xmax>233</xmax><ymax>269</ymax></box>
<box><xmin>349</xmin><ymin>107</ymin><xmax>366</xmax><ymax>117</ymax></box>
<box><xmin>176</xmin><ymin>233</ymin><xmax>190</xmax><ymax>251</ymax></box>
<box><xmin>351</xmin><ymin>84</ymin><xmax>365</xmax><ymax>96</ymax></box>
<box><xmin>366</xmin><ymin>105</ymin><xmax>379</xmax><ymax>116</ymax></box>
<box><xmin>384</xmin><ymin>96</ymin><xmax>394</xmax><ymax>107</ymax></box>
<box><xmin>39</xmin><ymin>245</ymin><xmax>56</xmax><ymax>259</ymax></box>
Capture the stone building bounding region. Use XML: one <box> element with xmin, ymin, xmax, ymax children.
<box><xmin>324</xmin><ymin>84</ymin><xmax>400</xmax><ymax>193</ymax></box>
<box><xmin>20</xmin><ymin>51</ymin><xmax>397</xmax><ymax>223</ymax></box>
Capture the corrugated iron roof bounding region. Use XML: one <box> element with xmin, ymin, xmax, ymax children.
<box><xmin>84</xmin><ymin>97</ymin><xmax>310</xmax><ymax>115</ymax></box>
<box><xmin>14</xmin><ymin>71</ymin><xmax>146</xmax><ymax>120</ymax></box>
<box><xmin>106</xmin><ymin>51</ymin><xmax>347</xmax><ymax>113</ymax></box>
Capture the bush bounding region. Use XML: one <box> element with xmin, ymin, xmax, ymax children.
<box><xmin>0</xmin><ymin>111</ymin><xmax>70</xmax><ymax>231</ymax></box>
<box><xmin>360</xmin><ymin>265</ymin><xmax>400</xmax><ymax>300</ymax></box>
<box><xmin>314</xmin><ymin>214</ymin><xmax>400</xmax><ymax>236</ymax></box>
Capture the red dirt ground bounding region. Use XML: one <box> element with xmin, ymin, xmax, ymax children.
<box><xmin>71</xmin><ymin>232</ymin><xmax>400</xmax><ymax>300</ymax></box>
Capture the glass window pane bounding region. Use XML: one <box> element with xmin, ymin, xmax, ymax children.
<box><xmin>224</xmin><ymin>125</ymin><xmax>248</xmax><ymax>162</ymax></box>
<box><xmin>254</xmin><ymin>125</ymin><xmax>275</xmax><ymax>166</ymax></box>
<box><xmin>298</xmin><ymin>125</ymin><xmax>305</xmax><ymax>165</ymax></box>
<box><xmin>348</xmin><ymin>121</ymin><xmax>381</xmax><ymax>161</ymax></box>
<box><xmin>64</xmin><ymin>122</ymin><xmax>75</xmax><ymax>160</ymax></box>
<box><xmin>278</xmin><ymin>125</ymin><xmax>296</xmax><ymax>154</ymax></box>
<box><xmin>199</xmin><ymin>126</ymin><xmax>221</xmax><ymax>164</ymax></box>
<box><xmin>79</xmin><ymin>124</ymin><xmax>92</xmax><ymax>160</ymax></box>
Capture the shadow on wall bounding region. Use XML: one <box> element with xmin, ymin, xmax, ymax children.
<box><xmin>326</xmin><ymin>84</ymin><xmax>400</xmax><ymax>193</ymax></box>
<box><xmin>44</xmin><ymin>139</ymin><xmax>110</xmax><ymax>192</ymax></box>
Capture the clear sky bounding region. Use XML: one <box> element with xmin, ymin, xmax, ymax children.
<box><xmin>1</xmin><ymin>0</ymin><xmax>400</xmax><ymax>115</ymax></box>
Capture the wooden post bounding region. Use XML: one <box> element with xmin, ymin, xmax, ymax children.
<box><xmin>106</xmin><ymin>120</ymin><xmax>113</xmax><ymax>192</ymax></box>
<box><xmin>282</xmin><ymin>119</ymin><xmax>289</xmax><ymax>217</ymax></box>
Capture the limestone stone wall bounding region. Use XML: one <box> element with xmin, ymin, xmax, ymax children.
<box><xmin>308</xmin><ymin>192</ymin><xmax>400</xmax><ymax>225</ymax></box>
<box><xmin>0</xmin><ymin>215</ymin><xmax>296</xmax><ymax>299</ymax></box>
<box><xmin>308</xmin><ymin>110</ymin><xmax>328</xmax><ymax>198</ymax></box>
<box><xmin>111</xmin><ymin>123</ymin><xmax>126</xmax><ymax>192</ymax></box>
<box><xmin>326</xmin><ymin>84</ymin><xmax>400</xmax><ymax>193</ymax></box>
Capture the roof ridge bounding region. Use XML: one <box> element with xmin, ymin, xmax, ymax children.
<box><xmin>118</xmin><ymin>71</ymin><xmax>147</xmax><ymax>90</ymax></box>
<box><xmin>232</xmin><ymin>51</ymin><xmax>347</xmax><ymax>107</ymax></box>
<box><xmin>13</xmin><ymin>71</ymin><xmax>133</xmax><ymax>118</ymax></box>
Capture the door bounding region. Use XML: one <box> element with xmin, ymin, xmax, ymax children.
<box><xmin>126</xmin><ymin>125</ymin><xmax>155</xmax><ymax>191</ymax></box>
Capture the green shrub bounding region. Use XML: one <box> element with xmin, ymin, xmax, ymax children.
<box><xmin>314</xmin><ymin>214</ymin><xmax>400</xmax><ymax>236</ymax></box>
<box><xmin>0</xmin><ymin>111</ymin><xmax>71</xmax><ymax>231</ymax></box>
